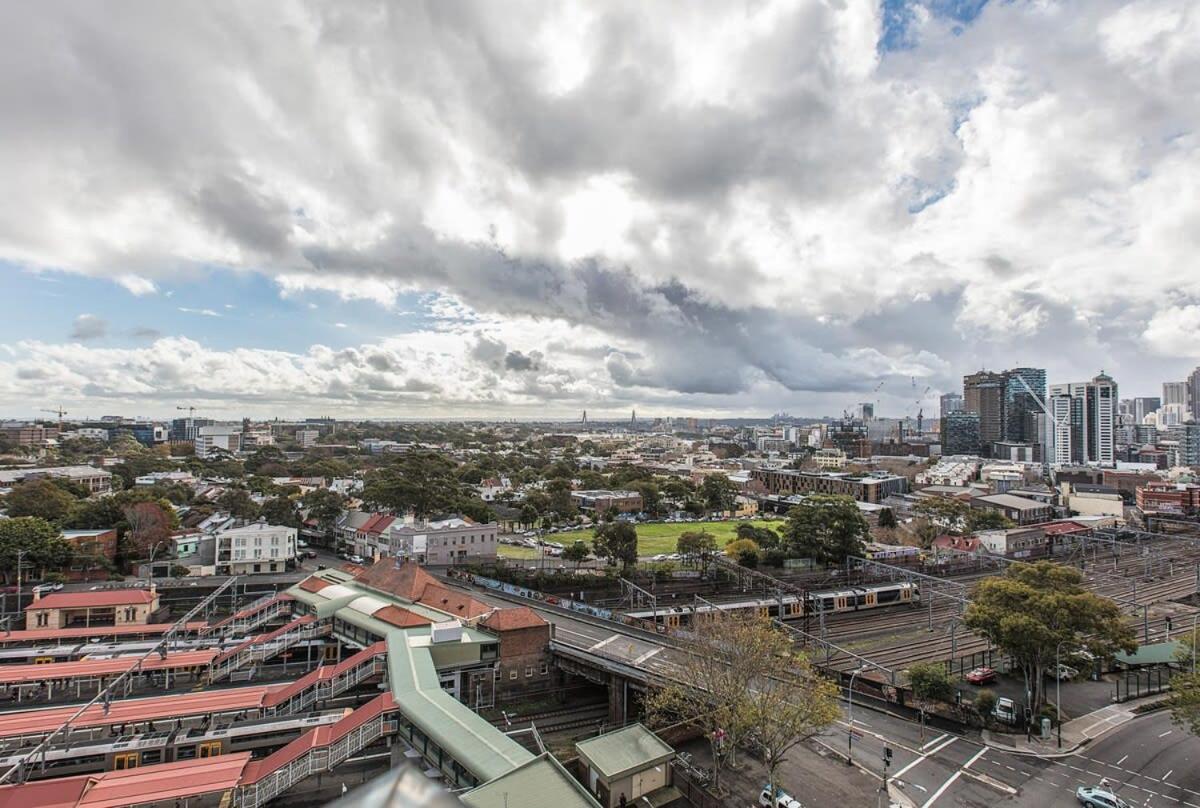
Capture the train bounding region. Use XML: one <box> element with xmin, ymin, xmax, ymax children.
<box><xmin>0</xmin><ymin>637</ymin><xmax>332</xmax><ymax>666</ymax></box>
<box><xmin>0</xmin><ymin>710</ymin><xmax>348</xmax><ymax>779</ymax></box>
<box><xmin>625</xmin><ymin>582</ymin><xmax>919</xmax><ymax>629</ymax></box>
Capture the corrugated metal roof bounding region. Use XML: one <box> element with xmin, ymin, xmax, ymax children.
<box><xmin>348</xmin><ymin>595</ymin><xmax>390</xmax><ymax>616</ymax></box>
<box><xmin>0</xmin><ymin>650</ymin><xmax>218</xmax><ymax>685</ymax></box>
<box><xmin>462</xmin><ymin>753</ymin><xmax>600</xmax><ymax>808</ymax></box>
<box><xmin>386</xmin><ymin>632</ymin><xmax>532</xmax><ymax>782</ymax></box>
<box><xmin>26</xmin><ymin>589</ymin><xmax>156</xmax><ymax>610</ymax></box>
<box><xmin>576</xmin><ymin>724</ymin><xmax>674</xmax><ymax>780</ymax></box>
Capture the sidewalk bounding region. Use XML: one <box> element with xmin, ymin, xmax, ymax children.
<box><xmin>981</xmin><ymin>692</ymin><xmax>1170</xmax><ymax>756</ymax></box>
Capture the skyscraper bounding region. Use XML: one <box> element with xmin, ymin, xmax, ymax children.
<box><xmin>1164</xmin><ymin>380</ymin><xmax>1188</xmax><ymax>409</ymax></box>
<box><xmin>1045</xmin><ymin>372</ymin><xmax>1118</xmax><ymax>467</ymax></box>
<box><xmin>939</xmin><ymin>393</ymin><xmax>963</xmax><ymax>416</ymax></box>
<box><xmin>1004</xmin><ymin>367</ymin><xmax>1047</xmax><ymax>444</ymax></box>
<box><xmin>963</xmin><ymin>371</ymin><xmax>1006</xmax><ymax>448</ymax></box>
<box><xmin>941</xmin><ymin>411</ymin><xmax>981</xmax><ymax>456</ymax></box>
<box><xmin>1188</xmin><ymin>367</ymin><xmax>1200</xmax><ymax>421</ymax></box>
<box><xmin>1133</xmin><ymin>397</ymin><xmax>1161</xmax><ymax>423</ymax></box>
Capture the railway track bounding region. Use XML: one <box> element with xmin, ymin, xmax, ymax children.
<box><xmin>492</xmin><ymin>703</ymin><xmax>610</xmax><ymax>733</ymax></box>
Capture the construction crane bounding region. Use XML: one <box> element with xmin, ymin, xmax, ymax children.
<box><xmin>1011</xmin><ymin>374</ymin><xmax>1069</xmax><ymax>465</ymax></box>
<box><xmin>176</xmin><ymin>405</ymin><xmax>196</xmax><ymax>418</ymax></box>
<box><xmin>40</xmin><ymin>407</ymin><xmax>67</xmax><ymax>428</ymax></box>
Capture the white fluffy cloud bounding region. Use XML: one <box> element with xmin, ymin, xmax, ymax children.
<box><xmin>0</xmin><ymin>0</ymin><xmax>1198</xmax><ymax>416</ymax></box>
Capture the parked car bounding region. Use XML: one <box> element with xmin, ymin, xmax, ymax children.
<box><xmin>31</xmin><ymin>583</ymin><xmax>64</xmax><ymax>595</ymax></box>
<box><xmin>992</xmin><ymin>696</ymin><xmax>1018</xmax><ymax>725</ymax></box>
<box><xmin>1075</xmin><ymin>785</ymin><xmax>1130</xmax><ymax>808</ymax></box>
<box><xmin>301</xmin><ymin>550</ymin><xmax>318</xmax><ymax>559</ymax></box>
<box><xmin>346</xmin><ymin>554</ymin><xmax>365</xmax><ymax>565</ymax></box>
<box><xmin>965</xmin><ymin>666</ymin><xmax>996</xmax><ymax>685</ymax></box>
<box><xmin>759</xmin><ymin>785</ymin><xmax>803</xmax><ymax>808</ymax></box>
<box><xmin>1048</xmin><ymin>664</ymin><xmax>1079</xmax><ymax>681</ymax></box>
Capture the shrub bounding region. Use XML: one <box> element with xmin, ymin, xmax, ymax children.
<box><xmin>974</xmin><ymin>689</ymin><xmax>997</xmax><ymax>719</ymax></box>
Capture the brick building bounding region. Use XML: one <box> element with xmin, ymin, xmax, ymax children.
<box><xmin>1136</xmin><ymin>482</ymin><xmax>1200</xmax><ymax>516</ymax></box>
<box><xmin>750</xmin><ymin>469</ymin><xmax>909</xmax><ymax>504</ymax></box>
<box><xmin>60</xmin><ymin>528</ymin><xmax>117</xmax><ymax>580</ymax></box>
<box><xmin>479</xmin><ymin>606</ymin><xmax>554</xmax><ymax>699</ymax></box>
<box><xmin>569</xmin><ymin>490</ymin><xmax>644</xmax><ymax>514</ymax></box>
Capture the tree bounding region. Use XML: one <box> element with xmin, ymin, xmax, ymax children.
<box><xmin>0</xmin><ymin>517</ymin><xmax>74</xmax><ymax>582</ymax></box>
<box><xmin>216</xmin><ymin>488</ymin><xmax>260</xmax><ymax>521</ymax></box>
<box><xmin>260</xmin><ymin>496</ymin><xmax>300</xmax><ymax>527</ymax></box>
<box><xmin>735</xmin><ymin>522</ymin><xmax>781</xmax><ymax>549</ymax></box>
<box><xmin>645</xmin><ymin>613</ymin><xmax>837</xmax><ymax>794</ymax></box>
<box><xmin>519</xmin><ymin>503</ymin><xmax>539</xmax><ymax>530</ymax></box>
<box><xmin>123</xmin><ymin>502</ymin><xmax>172</xmax><ymax>561</ymax></box>
<box><xmin>907</xmin><ymin>661</ymin><xmax>955</xmax><ymax>740</ymax></box>
<box><xmin>877</xmin><ymin>508</ymin><xmax>898</xmax><ymax>530</ymax></box>
<box><xmin>677</xmin><ymin>530</ymin><xmax>717</xmax><ymax>559</ymax></box>
<box><xmin>747</xmin><ymin>652</ymin><xmax>840</xmax><ymax>799</ymax></box>
<box><xmin>724</xmin><ymin>538</ymin><xmax>760</xmax><ymax>567</ymax></box>
<box><xmin>4</xmin><ymin>479</ymin><xmax>79</xmax><ymax>524</ymax></box>
<box><xmin>593</xmin><ymin>522</ymin><xmax>638</xmax><ymax>571</ymax></box>
<box><xmin>963</xmin><ymin>561</ymin><xmax>1136</xmax><ymax>713</ymax></box>
<box><xmin>562</xmin><ymin>541</ymin><xmax>590</xmax><ymax>570</ymax></box>
<box><xmin>911</xmin><ymin>497</ymin><xmax>968</xmax><ymax>547</ymax></box>
<box><xmin>966</xmin><ymin>509</ymin><xmax>1015</xmax><ymax>533</ymax></box>
<box><xmin>301</xmin><ymin>489</ymin><xmax>345</xmax><ymax>538</ymax></box>
<box><xmin>700</xmin><ymin>474</ymin><xmax>739</xmax><ymax>513</ymax></box>
<box><xmin>782</xmin><ymin>495</ymin><xmax>869</xmax><ymax>565</ymax></box>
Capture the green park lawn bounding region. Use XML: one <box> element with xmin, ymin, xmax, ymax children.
<box><xmin>496</xmin><ymin>518</ymin><xmax>782</xmax><ymax>559</ymax></box>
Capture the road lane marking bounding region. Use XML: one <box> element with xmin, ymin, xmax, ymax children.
<box><xmin>588</xmin><ymin>634</ymin><xmax>619</xmax><ymax>652</ymax></box>
<box><xmin>1118</xmin><ymin>755</ymin><xmax>1129</xmax><ymax>766</ymax></box>
<box><xmin>921</xmin><ymin>733</ymin><xmax>949</xmax><ymax>751</ymax></box>
<box><xmin>920</xmin><ymin>770</ymin><xmax>963</xmax><ymax>807</ymax></box>
<box><xmin>632</xmin><ymin>647</ymin><xmax>661</xmax><ymax>664</ymax></box>
<box><xmin>1161</xmin><ymin>730</ymin><xmax>1175</xmax><ymax>738</ymax></box>
<box><xmin>1166</xmin><ymin>771</ymin><xmax>1174</xmax><ymax>782</ymax></box>
<box><xmin>963</xmin><ymin>748</ymin><xmax>987</xmax><ymax>770</ymax></box>
<box><xmin>891</xmin><ymin>737</ymin><xmax>958</xmax><ymax>780</ymax></box>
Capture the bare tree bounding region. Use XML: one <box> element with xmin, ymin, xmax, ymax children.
<box><xmin>643</xmin><ymin>612</ymin><xmax>837</xmax><ymax>793</ymax></box>
<box><xmin>123</xmin><ymin>501</ymin><xmax>171</xmax><ymax>561</ymax></box>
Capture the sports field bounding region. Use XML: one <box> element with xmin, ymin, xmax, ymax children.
<box><xmin>497</xmin><ymin>518</ymin><xmax>782</xmax><ymax>559</ymax></box>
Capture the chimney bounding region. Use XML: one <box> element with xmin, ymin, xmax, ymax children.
<box><xmin>32</xmin><ymin>587</ymin><xmax>40</xmax><ymax>603</ymax></box>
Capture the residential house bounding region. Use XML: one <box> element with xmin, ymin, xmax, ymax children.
<box><xmin>389</xmin><ymin>518</ymin><xmax>498</xmax><ymax>566</ymax></box>
<box><xmin>214</xmin><ymin>521</ymin><xmax>297</xmax><ymax>575</ymax></box>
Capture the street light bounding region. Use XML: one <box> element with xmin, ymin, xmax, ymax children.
<box><xmin>847</xmin><ymin>665</ymin><xmax>867</xmax><ymax>766</ymax></box>
<box><xmin>1055</xmin><ymin>640</ymin><xmax>1069</xmax><ymax>748</ymax></box>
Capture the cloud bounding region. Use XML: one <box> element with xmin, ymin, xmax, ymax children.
<box><xmin>70</xmin><ymin>314</ymin><xmax>108</xmax><ymax>341</ymax></box>
<box><xmin>130</xmin><ymin>327</ymin><xmax>162</xmax><ymax>340</ymax></box>
<box><xmin>177</xmin><ymin>307</ymin><xmax>221</xmax><ymax>317</ymax></box>
<box><xmin>0</xmin><ymin>1</ymin><xmax>1198</xmax><ymax>414</ymax></box>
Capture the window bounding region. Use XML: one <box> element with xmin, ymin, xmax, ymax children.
<box><xmin>539</xmin><ymin>662</ymin><xmax>549</xmax><ymax>675</ymax></box>
<box><xmin>494</xmin><ymin>667</ymin><xmax>501</xmax><ymax>680</ymax></box>
<box><xmin>509</xmin><ymin>669</ymin><xmax>518</xmax><ymax>680</ymax></box>
<box><xmin>253</xmin><ymin>564</ymin><xmax>261</xmax><ymax>573</ymax></box>
<box><xmin>525</xmin><ymin>666</ymin><xmax>533</xmax><ymax>678</ymax></box>
<box><xmin>35</xmin><ymin>612</ymin><xmax>48</xmax><ymax>628</ymax></box>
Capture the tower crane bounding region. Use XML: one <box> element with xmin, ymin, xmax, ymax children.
<box><xmin>40</xmin><ymin>407</ymin><xmax>68</xmax><ymax>429</ymax></box>
<box><xmin>176</xmin><ymin>405</ymin><xmax>197</xmax><ymax>418</ymax></box>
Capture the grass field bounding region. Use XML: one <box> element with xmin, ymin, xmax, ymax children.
<box><xmin>497</xmin><ymin>518</ymin><xmax>782</xmax><ymax>559</ymax></box>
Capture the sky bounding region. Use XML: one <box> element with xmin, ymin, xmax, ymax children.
<box><xmin>0</xmin><ymin>0</ymin><xmax>1198</xmax><ymax>421</ymax></box>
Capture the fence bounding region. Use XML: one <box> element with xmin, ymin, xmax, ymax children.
<box><xmin>1114</xmin><ymin>666</ymin><xmax>1173</xmax><ymax>703</ymax></box>
<box><xmin>670</xmin><ymin>761</ymin><xmax>723</xmax><ymax>808</ymax></box>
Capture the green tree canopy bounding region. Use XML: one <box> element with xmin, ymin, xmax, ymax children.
<box><xmin>300</xmin><ymin>489</ymin><xmax>345</xmax><ymax>535</ymax></box>
<box><xmin>0</xmin><ymin>517</ymin><xmax>74</xmax><ymax>582</ymax></box>
<box><xmin>3</xmin><ymin>479</ymin><xmax>79</xmax><ymax>523</ymax></box>
<box><xmin>261</xmin><ymin>496</ymin><xmax>300</xmax><ymax>527</ymax></box>
<box><xmin>562</xmin><ymin>541</ymin><xmax>590</xmax><ymax>569</ymax></box>
<box><xmin>700</xmin><ymin>474</ymin><xmax>739</xmax><ymax>512</ymax></box>
<box><xmin>966</xmin><ymin>509</ymin><xmax>1016</xmax><ymax>533</ymax></box>
<box><xmin>593</xmin><ymin>521</ymin><xmax>638</xmax><ymax>571</ymax></box>
<box><xmin>782</xmin><ymin>494</ymin><xmax>869</xmax><ymax>565</ymax></box>
<box><xmin>963</xmin><ymin>561</ymin><xmax>1136</xmax><ymax>712</ymax></box>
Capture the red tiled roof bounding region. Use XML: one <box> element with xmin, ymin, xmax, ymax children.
<box><xmin>77</xmin><ymin>753</ymin><xmax>251</xmax><ymax>808</ymax></box>
<box><xmin>26</xmin><ymin>589</ymin><xmax>156</xmax><ymax>611</ymax></box>
<box><xmin>299</xmin><ymin>577</ymin><xmax>332</xmax><ymax>593</ymax></box>
<box><xmin>480</xmin><ymin>606</ymin><xmax>548</xmax><ymax>632</ymax></box>
<box><xmin>359</xmin><ymin>513</ymin><xmax>396</xmax><ymax>535</ymax></box>
<box><xmin>418</xmin><ymin>584</ymin><xmax>491</xmax><ymax>619</ymax></box>
<box><xmin>373</xmin><ymin>605</ymin><xmax>433</xmax><ymax>628</ymax></box>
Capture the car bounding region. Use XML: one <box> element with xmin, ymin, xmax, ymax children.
<box><xmin>301</xmin><ymin>550</ymin><xmax>318</xmax><ymax>559</ymax></box>
<box><xmin>346</xmin><ymin>554</ymin><xmax>365</xmax><ymax>565</ymax></box>
<box><xmin>992</xmin><ymin>696</ymin><xmax>1018</xmax><ymax>725</ymax></box>
<box><xmin>1075</xmin><ymin>785</ymin><xmax>1131</xmax><ymax>808</ymax></box>
<box><xmin>1048</xmin><ymin>664</ymin><xmax>1079</xmax><ymax>681</ymax></box>
<box><xmin>759</xmin><ymin>785</ymin><xmax>803</xmax><ymax>808</ymax></box>
<box><xmin>965</xmin><ymin>666</ymin><xmax>996</xmax><ymax>685</ymax></box>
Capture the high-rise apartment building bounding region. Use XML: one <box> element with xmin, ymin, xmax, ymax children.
<box><xmin>939</xmin><ymin>393</ymin><xmax>964</xmax><ymax>416</ymax></box>
<box><xmin>1189</xmin><ymin>367</ymin><xmax>1200</xmax><ymax>421</ymax></box>
<box><xmin>1133</xmin><ymin>397</ymin><xmax>1161</xmax><ymax>423</ymax></box>
<box><xmin>940</xmin><ymin>412</ymin><xmax>981</xmax><ymax>456</ymax></box>
<box><xmin>1164</xmin><ymin>380</ymin><xmax>1189</xmax><ymax>410</ymax></box>
<box><xmin>1046</xmin><ymin>372</ymin><xmax>1118</xmax><ymax>467</ymax></box>
<box><xmin>963</xmin><ymin>371</ymin><xmax>1006</xmax><ymax>448</ymax></box>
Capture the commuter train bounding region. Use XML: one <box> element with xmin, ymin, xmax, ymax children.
<box><xmin>0</xmin><ymin>711</ymin><xmax>348</xmax><ymax>779</ymax></box>
<box><xmin>0</xmin><ymin>637</ymin><xmax>333</xmax><ymax>666</ymax></box>
<box><xmin>625</xmin><ymin>582</ymin><xmax>919</xmax><ymax>629</ymax></box>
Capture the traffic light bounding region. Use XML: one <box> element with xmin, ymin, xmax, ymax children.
<box><xmin>884</xmin><ymin>746</ymin><xmax>893</xmax><ymax>762</ymax></box>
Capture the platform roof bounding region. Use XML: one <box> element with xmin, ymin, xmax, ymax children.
<box><xmin>25</xmin><ymin>590</ymin><xmax>156</xmax><ymax>611</ymax></box>
<box><xmin>0</xmin><ymin>622</ymin><xmax>208</xmax><ymax>645</ymax></box>
<box><xmin>0</xmin><ymin>649</ymin><xmax>217</xmax><ymax>685</ymax></box>
<box><xmin>0</xmin><ymin>685</ymin><xmax>278</xmax><ymax>739</ymax></box>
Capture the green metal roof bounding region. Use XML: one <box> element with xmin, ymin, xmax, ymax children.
<box><xmin>576</xmin><ymin>724</ymin><xmax>674</xmax><ymax>781</ymax></box>
<box><xmin>462</xmin><ymin>752</ymin><xmax>600</xmax><ymax>808</ymax></box>
<box><xmin>1115</xmin><ymin>640</ymin><xmax>1183</xmax><ymax>667</ymax></box>
<box><xmin>386</xmin><ymin>632</ymin><xmax>533</xmax><ymax>783</ymax></box>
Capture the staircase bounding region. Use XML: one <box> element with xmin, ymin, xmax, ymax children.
<box><xmin>208</xmin><ymin>616</ymin><xmax>331</xmax><ymax>683</ymax></box>
<box><xmin>264</xmin><ymin>641</ymin><xmax>389</xmax><ymax>716</ymax></box>
<box><xmin>202</xmin><ymin>594</ymin><xmax>294</xmax><ymax>637</ymax></box>
<box><xmin>234</xmin><ymin>693</ymin><xmax>398</xmax><ymax>808</ymax></box>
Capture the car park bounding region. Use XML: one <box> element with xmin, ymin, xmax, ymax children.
<box><xmin>1075</xmin><ymin>785</ymin><xmax>1130</xmax><ymax>808</ymax></box>
<box><xmin>965</xmin><ymin>666</ymin><xmax>996</xmax><ymax>685</ymax></box>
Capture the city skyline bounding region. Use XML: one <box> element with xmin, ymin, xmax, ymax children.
<box><xmin>1</xmin><ymin>2</ymin><xmax>1199</xmax><ymax>420</ymax></box>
